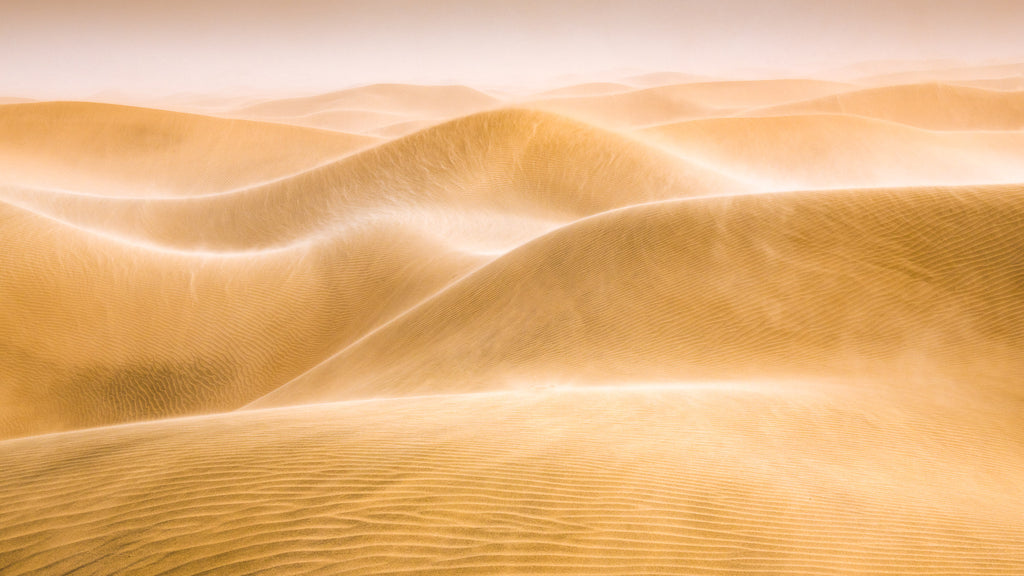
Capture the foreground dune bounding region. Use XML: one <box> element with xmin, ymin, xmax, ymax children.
<box><xmin>3</xmin><ymin>386</ymin><xmax>1023</xmax><ymax>576</ymax></box>
<box><xmin>2</xmin><ymin>67</ymin><xmax>1023</xmax><ymax>574</ymax></box>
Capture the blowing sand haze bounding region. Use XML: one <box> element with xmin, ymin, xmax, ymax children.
<box><xmin>2</xmin><ymin>1</ymin><xmax>1024</xmax><ymax>574</ymax></box>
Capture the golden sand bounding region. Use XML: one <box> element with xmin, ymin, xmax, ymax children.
<box><xmin>1</xmin><ymin>69</ymin><xmax>1023</xmax><ymax>574</ymax></box>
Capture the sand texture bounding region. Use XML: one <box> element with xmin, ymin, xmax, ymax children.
<box><xmin>2</xmin><ymin>69</ymin><xmax>1023</xmax><ymax>574</ymax></box>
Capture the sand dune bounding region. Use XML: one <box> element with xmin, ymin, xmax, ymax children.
<box><xmin>951</xmin><ymin>76</ymin><xmax>1024</xmax><ymax>91</ymax></box>
<box><xmin>753</xmin><ymin>83</ymin><xmax>1024</xmax><ymax>130</ymax></box>
<box><xmin>258</xmin><ymin>108</ymin><xmax>414</xmax><ymax>134</ymax></box>
<box><xmin>853</xmin><ymin>61</ymin><xmax>1024</xmax><ymax>86</ymax></box>
<box><xmin>0</xmin><ymin>108</ymin><xmax>745</xmax><ymax>253</ymax></box>
<box><xmin>0</xmin><ymin>101</ymin><xmax>377</xmax><ymax>196</ymax></box>
<box><xmin>2</xmin><ymin>386</ymin><xmax>1022</xmax><ymax>575</ymax></box>
<box><xmin>0</xmin><ymin>198</ymin><xmax>486</xmax><ymax>438</ymax></box>
<box><xmin>228</xmin><ymin>84</ymin><xmax>498</xmax><ymax>132</ymax></box>
<box><xmin>637</xmin><ymin>79</ymin><xmax>857</xmax><ymax>109</ymax></box>
<box><xmin>524</xmin><ymin>86</ymin><xmax>715</xmax><ymax>128</ymax></box>
<box><xmin>3</xmin><ymin>65</ymin><xmax>1024</xmax><ymax>574</ymax></box>
<box><xmin>251</xmin><ymin>184</ymin><xmax>1024</xmax><ymax>408</ymax></box>
<box><xmin>536</xmin><ymin>82</ymin><xmax>634</xmax><ymax>97</ymax></box>
<box><xmin>641</xmin><ymin>113</ymin><xmax>1024</xmax><ymax>189</ymax></box>
<box><xmin>624</xmin><ymin>71</ymin><xmax>716</xmax><ymax>86</ymax></box>
<box><xmin>0</xmin><ymin>108</ymin><xmax>748</xmax><ymax>438</ymax></box>
<box><xmin>524</xmin><ymin>79</ymin><xmax>854</xmax><ymax>128</ymax></box>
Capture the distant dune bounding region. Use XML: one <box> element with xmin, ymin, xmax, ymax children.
<box><xmin>623</xmin><ymin>71</ymin><xmax>716</xmax><ymax>86</ymax></box>
<box><xmin>853</xmin><ymin>62</ymin><xmax>1024</xmax><ymax>86</ymax></box>
<box><xmin>535</xmin><ymin>81</ymin><xmax>634</xmax><ymax>97</ymax></box>
<box><xmin>228</xmin><ymin>84</ymin><xmax>499</xmax><ymax>133</ymax></box>
<box><xmin>524</xmin><ymin>86</ymin><xmax>714</xmax><ymax>127</ymax></box>
<box><xmin>0</xmin><ymin>101</ymin><xmax>377</xmax><ymax>196</ymax></box>
<box><xmin>642</xmin><ymin>113</ymin><xmax>1024</xmax><ymax>189</ymax></box>
<box><xmin>524</xmin><ymin>79</ymin><xmax>854</xmax><ymax>128</ymax></box>
<box><xmin>2</xmin><ymin>66</ymin><xmax>1023</xmax><ymax>574</ymax></box>
<box><xmin>753</xmin><ymin>83</ymin><xmax>1024</xmax><ymax>130</ymax></box>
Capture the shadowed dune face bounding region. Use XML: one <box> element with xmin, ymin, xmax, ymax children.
<box><xmin>3</xmin><ymin>65</ymin><xmax>1024</xmax><ymax>574</ymax></box>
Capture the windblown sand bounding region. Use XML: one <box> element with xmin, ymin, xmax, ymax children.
<box><xmin>2</xmin><ymin>68</ymin><xmax>1023</xmax><ymax>574</ymax></box>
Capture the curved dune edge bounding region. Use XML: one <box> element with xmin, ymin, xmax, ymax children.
<box><xmin>0</xmin><ymin>108</ymin><xmax>748</xmax><ymax>253</ymax></box>
<box><xmin>251</xmin><ymin>183</ymin><xmax>1024</xmax><ymax>409</ymax></box>
<box><xmin>521</xmin><ymin>79</ymin><xmax>856</xmax><ymax>128</ymax></box>
<box><xmin>0</xmin><ymin>198</ymin><xmax>488</xmax><ymax>439</ymax></box>
<box><xmin>0</xmin><ymin>101</ymin><xmax>379</xmax><ymax>196</ymax></box>
<box><xmin>2</xmin><ymin>385</ymin><xmax>1022</xmax><ymax>575</ymax></box>
<box><xmin>0</xmin><ymin>107</ymin><xmax>753</xmax><ymax>440</ymax></box>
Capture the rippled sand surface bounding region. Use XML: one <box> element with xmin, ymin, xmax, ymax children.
<box><xmin>2</xmin><ymin>68</ymin><xmax>1023</xmax><ymax>574</ymax></box>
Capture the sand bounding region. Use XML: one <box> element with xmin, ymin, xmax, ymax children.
<box><xmin>1</xmin><ymin>66</ymin><xmax>1023</xmax><ymax>574</ymax></box>
<box><xmin>0</xmin><ymin>101</ymin><xmax>378</xmax><ymax>196</ymax></box>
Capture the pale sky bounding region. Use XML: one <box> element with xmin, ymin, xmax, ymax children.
<box><xmin>2</xmin><ymin>0</ymin><xmax>1023</xmax><ymax>98</ymax></box>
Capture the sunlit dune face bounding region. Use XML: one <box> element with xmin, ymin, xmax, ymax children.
<box><xmin>2</xmin><ymin>1</ymin><xmax>1024</xmax><ymax>574</ymax></box>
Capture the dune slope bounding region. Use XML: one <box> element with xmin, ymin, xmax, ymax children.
<box><xmin>525</xmin><ymin>79</ymin><xmax>855</xmax><ymax>128</ymax></box>
<box><xmin>2</xmin><ymin>69</ymin><xmax>1024</xmax><ymax>575</ymax></box>
<box><xmin>0</xmin><ymin>101</ymin><xmax>377</xmax><ymax>196</ymax></box>
<box><xmin>753</xmin><ymin>83</ymin><xmax>1024</xmax><ymax>130</ymax></box>
<box><xmin>0</xmin><ymin>108</ymin><xmax>746</xmax><ymax>253</ymax></box>
<box><xmin>641</xmin><ymin>113</ymin><xmax>1024</xmax><ymax>189</ymax></box>
<box><xmin>2</xmin><ymin>386</ymin><xmax>1023</xmax><ymax>576</ymax></box>
<box><xmin>0</xmin><ymin>199</ymin><xmax>483</xmax><ymax>439</ymax></box>
<box><xmin>228</xmin><ymin>84</ymin><xmax>499</xmax><ymax>133</ymax></box>
<box><xmin>253</xmin><ymin>184</ymin><xmax>1024</xmax><ymax>408</ymax></box>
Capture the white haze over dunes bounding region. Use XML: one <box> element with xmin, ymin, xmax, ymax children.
<box><xmin>3</xmin><ymin>0</ymin><xmax>1024</xmax><ymax>98</ymax></box>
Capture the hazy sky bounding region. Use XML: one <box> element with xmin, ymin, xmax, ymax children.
<box><xmin>2</xmin><ymin>0</ymin><xmax>1024</xmax><ymax>98</ymax></box>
